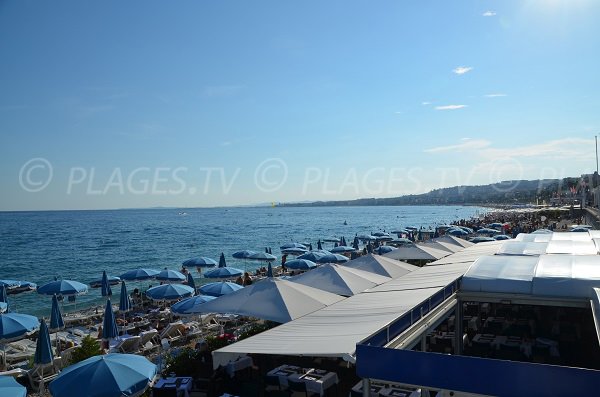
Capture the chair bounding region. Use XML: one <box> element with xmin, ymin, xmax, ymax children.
<box><xmin>27</xmin><ymin>363</ymin><xmax>60</xmax><ymax>392</ymax></box>
<box><xmin>287</xmin><ymin>379</ymin><xmax>317</xmax><ymax>397</ymax></box>
<box><xmin>139</xmin><ymin>329</ymin><xmax>160</xmax><ymax>353</ymax></box>
<box><xmin>160</xmin><ymin>322</ymin><xmax>187</xmax><ymax>344</ymax></box>
<box><xmin>112</xmin><ymin>335</ymin><xmax>141</xmax><ymax>353</ymax></box>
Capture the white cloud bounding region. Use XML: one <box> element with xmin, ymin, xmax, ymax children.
<box><xmin>435</xmin><ymin>104</ymin><xmax>467</xmax><ymax>110</ymax></box>
<box><xmin>484</xmin><ymin>93</ymin><xmax>507</xmax><ymax>98</ymax></box>
<box><xmin>483</xmin><ymin>11</ymin><xmax>496</xmax><ymax>17</ymax></box>
<box><xmin>421</xmin><ymin>101</ymin><xmax>432</xmax><ymax>106</ymax></box>
<box><xmin>394</xmin><ymin>111</ymin><xmax>404</xmax><ymax>115</ymax></box>
<box><xmin>453</xmin><ymin>66</ymin><xmax>473</xmax><ymax>75</ymax></box>
<box><xmin>425</xmin><ymin>138</ymin><xmax>491</xmax><ymax>153</ymax></box>
<box><xmin>425</xmin><ymin>137</ymin><xmax>594</xmax><ymax>161</ymax></box>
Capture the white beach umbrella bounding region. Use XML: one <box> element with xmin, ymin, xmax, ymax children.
<box><xmin>178</xmin><ymin>277</ymin><xmax>344</xmax><ymax>323</ymax></box>
<box><xmin>288</xmin><ymin>263</ymin><xmax>390</xmax><ymax>296</ymax></box>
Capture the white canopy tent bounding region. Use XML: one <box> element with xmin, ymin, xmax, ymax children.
<box><xmin>180</xmin><ymin>277</ymin><xmax>344</xmax><ymax>323</ymax></box>
<box><xmin>288</xmin><ymin>264</ymin><xmax>390</xmax><ymax>296</ymax></box>
<box><xmin>343</xmin><ymin>254</ymin><xmax>417</xmax><ymax>278</ymax></box>
<box><xmin>432</xmin><ymin>235</ymin><xmax>474</xmax><ymax>249</ymax></box>
<box><xmin>383</xmin><ymin>244</ymin><xmax>452</xmax><ymax>261</ymax></box>
<box><xmin>461</xmin><ymin>254</ymin><xmax>600</xmax><ymax>299</ymax></box>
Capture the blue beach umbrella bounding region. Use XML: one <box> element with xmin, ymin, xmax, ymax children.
<box><xmin>0</xmin><ymin>375</ymin><xmax>26</xmax><ymax>397</ymax></box>
<box><xmin>281</xmin><ymin>247</ymin><xmax>308</xmax><ymax>256</ymax></box>
<box><xmin>316</xmin><ymin>254</ymin><xmax>349</xmax><ymax>264</ymax></box>
<box><xmin>119</xmin><ymin>268</ymin><xmax>160</xmax><ymax>281</ymax></box>
<box><xmin>146</xmin><ymin>284</ymin><xmax>194</xmax><ymax>301</ymax></box>
<box><xmin>331</xmin><ymin>245</ymin><xmax>356</xmax><ymax>253</ymax></box>
<box><xmin>0</xmin><ymin>312</ymin><xmax>39</xmax><ymax>369</ymax></box>
<box><xmin>353</xmin><ymin>237</ymin><xmax>360</xmax><ymax>250</ymax></box>
<box><xmin>284</xmin><ymin>259</ymin><xmax>317</xmax><ymax>270</ymax></box>
<box><xmin>50</xmin><ymin>294</ymin><xmax>64</xmax><ymax>331</ymax></box>
<box><xmin>102</xmin><ymin>299</ymin><xmax>119</xmax><ymax>340</ymax></box>
<box><xmin>471</xmin><ymin>236</ymin><xmax>496</xmax><ymax>243</ymax></box>
<box><xmin>171</xmin><ymin>295</ymin><xmax>216</xmax><ymax>315</ymax></box>
<box><xmin>119</xmin><ymin>282</ymin><xmax>131</xmax><ymax>313</ymax></box>
<box><xmin>49</xmin><ymin>353</ymin><xmax>157</xmax><ymax>397</ymax></box>
<box><xmin>182</xmin><ymin>257</ymin><xmax>217</xmax><ymax>267</ymax></box>
<box><xmin>248</xmin><ymin>252</ymin><xmax>277</xmax><ymax>262</ymax></box>
<box><xmin>317</xmin><ymin>240</ymin><xmax>323</xmax><ymax>250</ymax></box>
<box><xmin>571</xmin><ymin>226</ymin><xmax>590</xmax><ymax>232</ymax></box>
<box><xmin>203</xmin><ymin>266</ymin><xmax>244</xmax><ymax>279</ymax></box>
<box><xmin>297</xmin><ymin>251</ymin><xmax>327</xmax><ymax>262</ymax></box>
<box><xmin>101</xmin><ymin>271</ymin><xmax>112</xmax><ymax>297</ymax></box>
<box><xmin>376</xmin><ymin>246</ymin><xmax>397</xmax><ymax>255</ymax></box>
<box><xmin>267</xmin><ymin>263</ymin><xmax>274</xmax><ymax>277</ymax></box>
<box><xmin>219</xmin><ymin>252</ymin><xmax>227</xmax><ymax>267</ymax></box>
<box><xmin>156</xmin><ymin>269</ymin><xmax>186</xmax><ymax>283</ymax></box>
<box><xmin>37</xmin><ymin>280</ymin><xmax>88</xmax><ymax>297</ymax></box>
<box><xmin>447</xmin><ymin>228</ymin><xmax>469</xmax><ymax>236</ymax></box>
<box><xmin>199</xmin><ymin>281</ymin><xmax>243</xmax><ymax>297</ymax></box>
<box><xmin>0</xmin><ymin>313</ymin><xmax>39</xmax><ymax>341</ymax></box>
<box><xmin>186</xmin><ymin>273</ymin><xmax>197</xmax><ymax>295</ymax></box>
<box><xmin>232</xmin><ymin>251</ymin><xmax>257</xmax><ymax>259</ymax></box>
<box><xmin>34</xmin><ymin>319</ymin><xmax>53</xmax><ymax>365</ymax></box>
<box><xmin>493</xmin><ymin>235</ymin><xmax>511</xmax><ymax>240</ymax></box>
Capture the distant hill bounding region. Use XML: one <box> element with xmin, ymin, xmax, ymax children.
<box><xmin>280</xmin><ymin>178</ymin><xmax>583</xmax><ymax>207</ymax></box>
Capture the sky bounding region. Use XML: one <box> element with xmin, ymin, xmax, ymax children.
<box><xmin>1</xmin><ymin>0</ymin><xmax>600</xmax><ymax>210</ymax></box>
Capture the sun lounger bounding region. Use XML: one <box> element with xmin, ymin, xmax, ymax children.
<box><xmin>28</xmin><ymin>363</ymin><xmax>59</xmax><ymax>392</ymax></box>
<box><xmin>111</xmin><ymin>335</ymin><xmax>141</xmax><ymax>353</ymax></box>
<box><xmin>53</xmin><ymin>346</ymin><xmax>77</xmax><ymax>370</ymax></box>
<box><xmin>138</xmin><ymin>329</ymin><xmax>159</xmax><ymax>353</ymax></box>
<box><xmin>159</xmin><ymin>322</ymin><xmax>187</xmax><ymax>344</ymax></box>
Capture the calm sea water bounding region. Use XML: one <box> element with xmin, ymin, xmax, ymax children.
<box><xmin>0</xmin><ymin>205</ymin><xmax>488</xmax><ymax>317</ymax></box>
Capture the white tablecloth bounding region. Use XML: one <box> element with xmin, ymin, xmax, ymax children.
<box><xmin>267</xmin><ymin>365</ymin><xmax>338</xmax><ymax>396</ymax></box>
<box><xmin>289</xmin><ymin>369</ymin><xmax>338</xmax><ymax>396</ymax></box>
<box><xmin>153</xmin><ymin>377</ymin><xmax>193</xmax><ymax>397</ymax></box>
<box><xmin>225</xmin><ymin>356</ymin><xmax>253</xmax><ymax>377</ymax></box>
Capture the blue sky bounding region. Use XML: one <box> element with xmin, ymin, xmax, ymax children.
<box><xmin>1</xmin><ymin>0</ymin><xmax>599</xmax><ymax>210</ymax></box>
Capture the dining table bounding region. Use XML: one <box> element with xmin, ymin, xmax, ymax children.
<box><xmin>267</xmin><ymin>365</ymin><xmax>338</xmax><ymax>396</ymax></box>
<box><xmin>153</xmin><ymin>376</ymin><xmax>193</xmax><ymax>397</ymax></box>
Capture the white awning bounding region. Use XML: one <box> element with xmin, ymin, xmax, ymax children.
<box><xmin>545</xmin><ymin>240</ymin><xmax>598</xmax><ymax>255</ymax></box>
<box><xmin>343</xmin><ymin>254</ymin><xmax>417</xmax><ymax>278</ymax></box>
<box><xmin>289</xmin><ymin>263</ymin><xmax>390</xmax><ymax>296</ymax></box>
<box><xmin>533</xmin><ymin>255</ymin><xmax>600</xmax><ymax>298</ymax></box>
<box><xmin>496</xmin><ymin>241</ymin><xmax>548</xmax><ymax>256</ymax></box>
<box><xmin>461</xmin><ymin>256</ymin><xmax>539</xmax><ymax>294</ymax></box>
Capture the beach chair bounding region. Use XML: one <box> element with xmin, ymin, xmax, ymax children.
<box><xmin>159</xmin><ymin>322</ymin><xmax>187</xmax><ymax>344</ymax></box>
<box><xmin>28</xmin><ymin>362</ymin><xmax>60</xmax><ymax>392</ymax></box>
<box><xmin>112</xmin><ymin>335</ymin><xmax>141</xmax><ymax>353</ymax></box>
<box><xmin>54</xmin><ymin>346</ymin><xmax>77</xmax><ymax>369</ymax></box>
<box><xmin>139</xmin><ymin>329</ymin><xmax>160</xmax><ymax>353</ymax></box>
<box><xmin>184</xmin><ymin>321</ymin><xmax>203</xmax><ymax>341</ymax></box>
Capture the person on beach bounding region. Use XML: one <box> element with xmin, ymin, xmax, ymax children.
<box><xmin>235</xmin><ymin>275</ymin><xmax>244</xmax><ymax>285</ymax></box>
<box><xmin>243</xmin><ymin>272</ymin><xmax>253</xmax><ymax>286</ymax></box>
<box><xmin>181</xmin><ymin>265</ymin><xmax>189</xmax><ymax>275</ymax></box>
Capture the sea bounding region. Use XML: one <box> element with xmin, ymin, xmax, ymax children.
<box><xmin>0</xmin><ymin>205</ymin><xmax>489</xmax><ymax>317</ymax></box>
